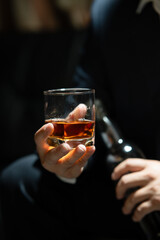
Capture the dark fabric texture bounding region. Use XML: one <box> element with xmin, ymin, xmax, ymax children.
<box><xmin>74</xmin><ymin>0</ymin><xmax>160</xmax><ymax>160</ymax></box>
<box><xmin>0</xmin><ymin>153</ymin><xmax>144</xmax><ymax>239</ymax></box>
<box><xmin>1</xmin><ymin>0</ymin><xmax>160</xmax><ymax>239</ymax></box>
<box><xmin>0</xmin><ymin>29</ymin><xmax>86</xmax><ymax>169</ymax></box>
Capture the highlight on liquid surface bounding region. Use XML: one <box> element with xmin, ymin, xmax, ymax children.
<box><xmin>45</xmin><ymin>118</ymin><xmax>95</xmax><ymax>141</ymax></box>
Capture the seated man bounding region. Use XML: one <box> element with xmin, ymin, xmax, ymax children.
<box><xmin>1</xmin><ymin>0</ymin><xmax>160</xmax><ymax>239</ymax></box>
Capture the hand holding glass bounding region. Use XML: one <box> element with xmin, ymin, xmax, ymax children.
<box><xmin>44</xmin><ymin>88</ymin><xmax>95</xmax><ymax>147</ymax></box>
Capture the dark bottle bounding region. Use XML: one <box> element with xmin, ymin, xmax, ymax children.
<box><xmin>96</xmin><ymin>99</ymin><xmax>160</xmax><ymax>240</ymax></box>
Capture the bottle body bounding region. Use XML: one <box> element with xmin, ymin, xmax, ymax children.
<box><xmin>96</xmin><ymin>99</ymin><xmax>160</xmax><ymax>240</ymax></box>
<box><xmin>106</xmin><ymin>141</ymin><xmax>160</xmax><ymax>240</ymax></box>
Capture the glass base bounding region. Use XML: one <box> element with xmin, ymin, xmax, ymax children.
<box><xmin>47</xmin><ymin>136</ymin><xmax>94</xmax><ymax>148</ymax></box>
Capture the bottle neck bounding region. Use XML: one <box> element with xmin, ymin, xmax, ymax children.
<box><xmin>96</xmin><ymin>99</ymin><xmax>145</xmax><ymax>159</ymax></box>
<box><xmin>101</xmin><ymin>115</ymin><xmax>123</xmax><ymax>147</ymax></box>
<box><xmin>96</xmin><ymin>99</ymin><xmax>123</xmax><ymax>148</ymax></box>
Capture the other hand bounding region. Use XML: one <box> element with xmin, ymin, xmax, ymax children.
<box><xmin>111</xmin><ymin>158</ymin><xmax>160</xmax><ymax>222</ymax></box>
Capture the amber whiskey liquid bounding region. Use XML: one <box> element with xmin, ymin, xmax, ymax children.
<box><xmin>45</xmin><ymin>119</ymin><xmax>95</xmax><ymax>147</ymax></box>
<box><xmin>45</xmin><ymin>118</ymin><xmax>95</xmax><ymax>140</ymax></box>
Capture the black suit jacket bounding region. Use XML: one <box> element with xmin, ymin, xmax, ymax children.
<box><xmin>1</xmin><ymin>0</ymin><xmax>160</xmax><ymax>239</ymax></box>
<box><xmin>75</xmin><ymin>0</ymin><xmax>160</xmax><ymax>160</ymax></box>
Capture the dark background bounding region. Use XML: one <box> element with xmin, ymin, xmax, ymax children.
<box><xmin>0</xmin><ymin>0</ymin><xmax>93</xmax><ymax>170</ymax></box>
<box><xmin>0</xmin><ymin>30</ymin><xmax>86</xmax><ymax>169</ymax></box>
<box><xmin>0</xmin><ymin>1</ymin><xmax>93</xmax><ymax>238</ymax></box>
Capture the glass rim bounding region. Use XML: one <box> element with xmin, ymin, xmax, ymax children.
<box><xmin>43</xmin><ymin>88</ymin><xmax>95</xmax><ymax>95</ymax></box>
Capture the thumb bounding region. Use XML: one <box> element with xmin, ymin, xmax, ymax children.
<box><xmin>67</xmin><ymin>103</ymin><xmax>87</xmax><ymax>121</ymax></box>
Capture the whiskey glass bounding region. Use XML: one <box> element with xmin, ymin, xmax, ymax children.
<box><xmin>44</xmin><ymin>88</ymin><xmax>95</xmax><ymax>147</ymax></box>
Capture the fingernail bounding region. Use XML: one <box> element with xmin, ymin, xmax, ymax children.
<box><xmin>78</xmin><ymin>144</ymin><xmax>86</xmax><ymax>152</ymax></box>
<box><xmin>117</xmin><ymin>194</ymin><xmax>123</xmax><ymax>200</ymax></box>
<box><xmin>91</xmin><ymin>145</ymin><xmax>96</xmax><ymax>151</ymax></box>
<box><xmin>87</xmin><ymin>145</ymin><xmax>96</xmax><ymax>151</ymax></box>
<box><xmin>61</xmin><ymin>143</ymin><xmax>71</xmax><ymax>153</ymax></box>
<box><xmin>122</xmin><ymin>207</ymin><xmax>130</xmax><ymax>215</ymax></box>
<box><xmin>44</xmin><ymin>123</ymin><xmax>53</xmax><ymax>132</ymax></box>
<box><xmin>132</xmin><ymin>216</ymin><xmax>138</xmax><ymax>222</ymax></box>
